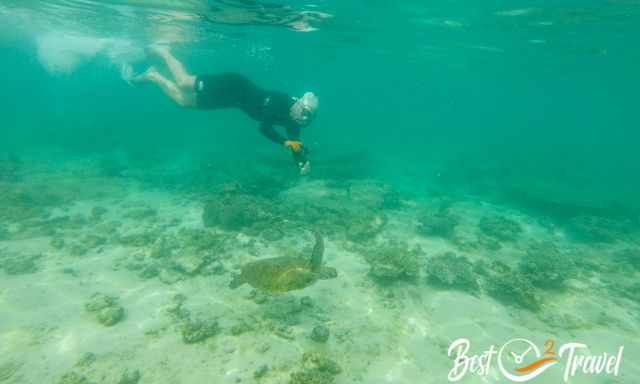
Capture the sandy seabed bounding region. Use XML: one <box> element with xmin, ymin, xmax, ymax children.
<box><xmin>0</xmin><ymin>156</ymin><xmax>638</xmax><ymax>384</ymax></box>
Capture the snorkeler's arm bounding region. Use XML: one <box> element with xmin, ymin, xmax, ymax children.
<box><xmin>284</xmin><ymin>123</ymin><xmax>309</xmax><ymax>172</ymax></box>
<box><xmin>259</xmin><ymin>123</ymin><xmax>287</xmax><ymax>145</ymax></box>
<box><xmin>285</xmin><ymin>124</ymin><xmax>301</xmax><ymax>141</ymax></box>
<box><xmin>260</xmin><ymin>123</ymin><xmax>308</xmax><ymax>173</ymax></box>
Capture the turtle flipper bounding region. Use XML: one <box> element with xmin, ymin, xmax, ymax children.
<box><xmin>310</xmin><ymin>230</ymin><xmax>324</xmax><ymax>272</ymax></box>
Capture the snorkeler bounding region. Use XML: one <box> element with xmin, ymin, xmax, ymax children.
<box><xmin>133</xmin><ymin>46</ymin><xmax>318</xmax><ymax>175</ymax></box>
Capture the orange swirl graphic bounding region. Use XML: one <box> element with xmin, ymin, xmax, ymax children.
<box><xmin>515</xmin><ymin>357</ymin><xmax>558</xmax><ymax>373</ymax></box>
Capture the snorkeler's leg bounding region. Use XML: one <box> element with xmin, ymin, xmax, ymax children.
<box><xmin>149</xmin><ymin>46</ymin><xmax>196</xmax><ymax>90</ymax></box>
<box><xmin>135</xmin><ymin>66</ymin><xmax>195</xmax><ymax>107</ymax></box>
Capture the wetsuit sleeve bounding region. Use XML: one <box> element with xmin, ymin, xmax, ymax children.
<box><xmin>259</xmin><ymin>123</ymin><xmax>287</xmax><ymax>145</ymax></box>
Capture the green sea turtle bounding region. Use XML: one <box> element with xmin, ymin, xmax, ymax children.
<box><xmin>229</xmin><ymin>231</ymin><xmax>337</xmax><ymax>293</ymax></box>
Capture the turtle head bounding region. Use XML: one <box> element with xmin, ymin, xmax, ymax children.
<box><xmin>310</xmin><ymin>230</ymin><xmax>324</xmax><ymax>272</ymax></box>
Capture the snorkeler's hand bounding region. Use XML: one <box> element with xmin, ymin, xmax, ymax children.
<box><xmin>284</xmin><ymin>140</ymin><xmax>303</xmax><ymax>153</ymax></box>
<box><xmin>299</xmin><ymin>161</ymin><xmax>311</xmax><ymax>176</ymax></box>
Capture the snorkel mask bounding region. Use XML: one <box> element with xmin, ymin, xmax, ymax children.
<box><xmin>292</xmin><ymin>92</ymin><xmax>318</xmax><ymax>126</ymax></box>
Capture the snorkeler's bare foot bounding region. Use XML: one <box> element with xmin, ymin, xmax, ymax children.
<box><xmin>288</xmin><ymin>11</ymin><xmax>333</xmax><ymax>32</ymax></box>
<box><xmin>131</xmin><ymin>66</ymin><xmax>160</xmax><ymax>84</ymax></box>
<box><xmin>289</xmin><ymin>21</ymin><xmax>316</xmax><ymax>32</ymax></box>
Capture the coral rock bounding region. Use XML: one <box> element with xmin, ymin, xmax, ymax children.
<box><xmin>310</xmin><ymin>325</ymin><xmax>330</xmax><ymax>343</ymax></box>
<box><xmin>85</xmin><ymin>293</ymin><xmax>118</xmax><ymax>312</ymax></box>
<box><xmin>478</xmin><ymin>215</ymin><xmax>522</xmax><ymax>242</ymax></box>
<box><xmin>426</xmin><ymin>252</ymin><xmax>480</xmax><ymax>294</ymax></box>
<box><xmin>181</xmin><ymin>318</ymin><xmax>219</xmax><ymax>344</ymax></box>
<box><xmin>97</xmin><ymin>305</ymin><xmax>125</xmax><ymax>326</ymax></box>
<box><xmin>519</xmin><ymin>242</ymin><xmax>574</xmax><ymax>289</ymax></box>
<box><xmin>364</xmin><ymin>241</ymin><xmax>421</xmax><ymax>283</ymax></box>
<box><xmin>417</xmin><ymin>209</ymin><xmax>458</xmax><ymax>238</ymax></box>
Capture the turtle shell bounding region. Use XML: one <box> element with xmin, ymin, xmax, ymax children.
<box><xmin>239</xmin><ymin>256</ymin><xmax>318</xmax><ymax>293</ymax></box>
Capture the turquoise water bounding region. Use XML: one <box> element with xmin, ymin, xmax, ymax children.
<box><xmin>1</xmin><ymin>1</ymin><xmax>639</xmax><ymax>383</ymax></box>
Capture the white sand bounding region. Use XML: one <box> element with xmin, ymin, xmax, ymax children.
<box><xmin>0</xmin><ymin>165</ymin><xmax>638</xmax><ymax>384</ymax></box>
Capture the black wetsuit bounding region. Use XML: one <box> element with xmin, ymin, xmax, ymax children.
<box><xmin>194</xmin><ymin>72</ymin><xmax>308</xmax><ymax>164</ymax></box>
